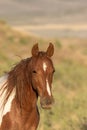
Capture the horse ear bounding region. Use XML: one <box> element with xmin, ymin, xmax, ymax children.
<box><xmin>32</xmin><ymin>43</ymin><xmax>39</xmax><ymax>56</ymax></box>
<box><xmin>46</xmin><ymin>43</ymin><xmax>54</xmax><ymax>57</ymax></box>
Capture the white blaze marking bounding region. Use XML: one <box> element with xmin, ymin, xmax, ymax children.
<box><xmin>46</xmin><ymin>79</ymin><xmax>51</xmax><ymax>96</ymax></box>
<box><xmin>43</xmin><ymin>62</ymin><xmax>47</xmax><ymax>72</ymax></box>
<box><xmin>0</xmin><ymin>75</ymin><xmax>15</xmax><ymax>125</ymax></box>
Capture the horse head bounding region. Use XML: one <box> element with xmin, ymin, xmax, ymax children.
<box><xmin>31</xmin><ymin>43</ymin><xmax>55</xmax><ymax>109</ymax></box>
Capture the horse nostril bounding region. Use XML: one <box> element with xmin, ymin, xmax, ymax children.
<box><xmin>46</xmin><ymin>99</ymin><xmax>52</xmax><ymax>105</ymax></box>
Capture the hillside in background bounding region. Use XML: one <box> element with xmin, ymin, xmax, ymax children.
<box><xmin>0</xmin><ymin>0</ymin><xmax>87</xmax><ymax>25</ymax></box>
<box><xmin>0</xmin><ymin>0</ymin><xmax>87</xmax><ymax>38</ymax></box>
<box><xmin>0</xmin><ymin>22</ymin><xmax>87</xmax><ymax>130</ymax></box>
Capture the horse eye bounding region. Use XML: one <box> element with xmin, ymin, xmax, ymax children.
<box><xmin>32</xmin><ymin>70</ymin><xmax>37</xmax><ymax>73</ymax></box>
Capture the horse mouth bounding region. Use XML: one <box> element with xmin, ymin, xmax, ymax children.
<box><xmin>40</xmin><ymin>97</ymin><xmax>54</xmax><ymax>109</ymax></box>
<box><xmin>41</xmin><ymin>104</ymin><xmax>52</xmax><ymax>109</ymax></box>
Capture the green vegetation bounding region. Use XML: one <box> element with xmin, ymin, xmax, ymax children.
<box><xmin>55</xmin><ymin>40</ymin><xmax>62</xmax><ymax>49</ymax></box>
<box><xmin>0</xmin><ymin>22</ymin><xmax>87</xmax><ymax>130</ymax></box>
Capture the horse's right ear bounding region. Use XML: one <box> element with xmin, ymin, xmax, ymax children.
<box><xmin>32</xmin><ymin>43</ymin><xmax>39</xmax><ymax>56</ymax></box>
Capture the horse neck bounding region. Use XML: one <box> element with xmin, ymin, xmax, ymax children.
<box><xmin>16</xmin><ymin>75</ymin><xmax>38</xmax><ymax>111</ymax></box>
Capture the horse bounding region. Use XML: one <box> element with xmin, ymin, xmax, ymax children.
<box><xmin>0</xmin><ymin>43</ymin><xmax>55</xmax><ymax>130</ymax></box>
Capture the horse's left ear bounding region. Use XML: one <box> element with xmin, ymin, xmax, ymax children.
<box><xmin>46</xmin><ymin>43</ymin><xmax>54</xmax><ymax>57</ymax></box>
<box><xmin>32</xmin><ymin>43</ymin><xmax>39</xmax><ymax>56</ymax></box>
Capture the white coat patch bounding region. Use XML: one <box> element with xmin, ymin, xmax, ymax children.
<box><xmin>43</xmin><ymin>62</ymin><xmax>47</xmax><ymax>72</ymax></box>
<box><xmin>46</xmin><ymin>79</ymin><xmax>51</xmax><ymax>96</ymax></box>
<box><xmin>0</xmin><ymin>75</ymin><xmax>15</xmax><ymax>125</ymax></box>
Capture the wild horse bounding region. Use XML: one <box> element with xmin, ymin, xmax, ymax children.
<box><xmin>0</xmin><ymin>43</ymin><xmax>55</xmax><ymax>130</ymax></box>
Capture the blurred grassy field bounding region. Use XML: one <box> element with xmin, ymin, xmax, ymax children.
<box><xmin>0</xmin><ymin>21</ymin><xmax>87</xmax><ymax>130</ymax></box>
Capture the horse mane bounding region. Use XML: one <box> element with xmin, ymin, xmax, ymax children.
<box><xmin>1</xmin><ymin>51</ymin><xmax>51</xmax><ymax>109</ymax></box>
<box><xmin>1</xmin><ymin>58</ymin><xmax>32</xmax><ymax>109</ymax></box>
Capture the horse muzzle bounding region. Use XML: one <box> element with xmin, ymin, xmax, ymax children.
<box><xmin>40</xmin><ymin>96</ymin><xmax>54</xmax><ymax>109</ymax></box>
